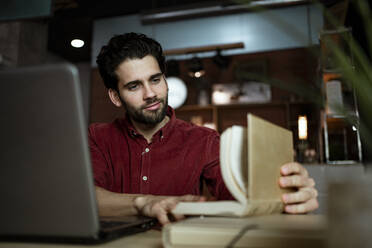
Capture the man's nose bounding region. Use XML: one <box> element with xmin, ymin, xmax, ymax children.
<box><xmin>143</xmin><ymin>83</ymin><xmax>156</xmax><ymax>99</ymax></box>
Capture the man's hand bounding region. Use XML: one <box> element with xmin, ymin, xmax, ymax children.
<box><xmin>279</xmin><ymin>162</ymin><xmax>319</xmax><ymax>214</ymax></box>
<box><xmin>133</xmin><ymin>194</ymin><xmax>206</xmax><ymax>225</ymax></box>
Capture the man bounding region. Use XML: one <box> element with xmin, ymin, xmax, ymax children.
<box><xmin>90</xmin><ymin>32</ymin><xmax>318</xmax><ymax>225</ymax></box>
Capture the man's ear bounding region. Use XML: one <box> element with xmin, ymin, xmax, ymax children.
<box><xmin>108</xmin><ymin>89</ymin><xmax>122</xmax><ymax>107</ymax></box>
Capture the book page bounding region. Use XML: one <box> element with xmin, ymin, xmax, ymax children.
<box><xmin>220</xmin><ymin>126</ymin><xmax>247</xmax><ymax>204</ymax></box>
<box><xmin>228</xmin><ymin>126</ymin><xmax>247</xmax><ymax>196</ymax></box>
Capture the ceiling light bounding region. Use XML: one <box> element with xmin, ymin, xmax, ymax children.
<box><xmin>71</xmin><ymin>39</ymin><xmax>85</xmax><ymax>48</ymax></box>
<box><xmin>187</xmin><ymin>57</ymin><xmax>205</xmax><ymax>78</ymax></box>
<box><xmin>193</xmin><ymin>70</ymin><xmax>205</xmax><ymax>78</ymax></box>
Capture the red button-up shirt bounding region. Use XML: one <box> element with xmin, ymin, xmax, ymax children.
<box><xmin>88</xmin><ymin>107</ymin><xmax>232</xmax><ymax>200</ymax></box>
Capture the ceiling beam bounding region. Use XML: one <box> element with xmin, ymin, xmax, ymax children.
<box><xmin>163</xmin><ymin>42</ymin><xmax>244</xmax><ymax>55</ymax></box>
<box><xmin>141</xmin><ymin>0</ymin><xmax>310</xmax><ymax>24</ymax></box>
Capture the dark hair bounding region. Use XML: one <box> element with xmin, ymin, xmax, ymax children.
<box><xmin>96</xmin><ymin>32</ymin><xmax>166</xmax><ymax>91</ymax></box>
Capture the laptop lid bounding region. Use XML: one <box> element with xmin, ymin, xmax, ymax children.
<box><xmin>0</xmin><ymin>63</ymin><xmax>101</xmax><ymax>239</ymax></box>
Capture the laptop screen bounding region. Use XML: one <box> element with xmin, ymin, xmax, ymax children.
<box><xmin>0</xmin><ymin>63</ymin><xmax>100</xmax><ymax>238</ymax></box>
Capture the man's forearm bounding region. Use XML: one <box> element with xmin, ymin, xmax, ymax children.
<box><xmin>95</xmin><ymin>186</ymin><xmax>143</xmax><ymax>217</ymax></box>
<box><xmin>95</xmin><ymin>186</ymin><xmax>207</xmax><ymax>225</ymax></box>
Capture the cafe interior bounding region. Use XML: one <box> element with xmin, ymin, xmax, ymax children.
<box><xmin>1</xmin><ymin>0</ymin><xmax>372</xmax><ymax>247</ymax></box>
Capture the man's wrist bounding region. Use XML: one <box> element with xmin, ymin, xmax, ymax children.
<box><xmin>133</xmin><ymin>195</ymin><xmax>147</xmax><ymax>215</ymax></box>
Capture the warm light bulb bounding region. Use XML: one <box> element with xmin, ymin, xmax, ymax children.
<box><xmin>71</xmin><ymin>39</ymin><xmax>85</xmax><ymax>48</ymax></box>
<box><xmin>298</xmin><ymin>115</ymin><xmax>308</xmax><ymax>140</ymax></box>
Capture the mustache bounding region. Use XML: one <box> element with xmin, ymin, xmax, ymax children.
<box><xmin>142</xmin><ymin>97</ymin><xmax>164</xmax><ymax>109</ymax></box>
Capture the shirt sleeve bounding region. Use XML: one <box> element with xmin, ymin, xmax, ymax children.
<box><xmin>88</xmin><ymin>124</ymin><xmax>111</xmax><ymax>189</ymax></box>
<box><xmin>202</xmin><ymin>133</ymin><xmax>235</xmax><ymax>200</ymax></box>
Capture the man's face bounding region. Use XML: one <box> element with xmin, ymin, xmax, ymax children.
<box><xmin>113</xmin><ymin>55</ymin><xmax>168</xmax><ymax>125</ymax></box>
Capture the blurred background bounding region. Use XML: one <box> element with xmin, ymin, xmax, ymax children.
<box><xmin>1</xmin><ymin>0</ymin><xmax>372</xmax><ymax>219</ymax></box>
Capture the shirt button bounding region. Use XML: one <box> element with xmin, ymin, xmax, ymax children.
<box><xmin>145</xmin><ymin>148</ymin><xmax>150</xmax><ymax>153</ymax></box>
<box><xmin>142</xmin><ymin>176</ymin><xmax>148</xmax><ymax>181</ymax></box>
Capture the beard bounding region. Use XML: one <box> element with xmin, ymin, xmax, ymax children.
<box><xmin>120</xmin><ymin>95</ymin><xmax>168</xmax><ymax>126</ymax></box>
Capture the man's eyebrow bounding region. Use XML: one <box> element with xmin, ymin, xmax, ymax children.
<box><xmin>149</xmin><ymin>73</ymin><xmax>163</xmax><ymax>80</ymax></box>
<box><xmin>122</xmin><ymin>73</ymin><xmax>163</xmax><ymax>87</ymax></box>
<box><xmin>123</xmin><ymin>80</ymin><xmax>141</xmax><ymax>87</ymax></box>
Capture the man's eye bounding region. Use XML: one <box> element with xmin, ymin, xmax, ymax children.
<box><xmin>127</xmin><ymin>84</ymin><xmax>139</xmax><ymax>90</ymax></box>
<box><xmin>152</xmin><ymin>78</ymin><xmax>161</xmax><ymax>83</ymax></box>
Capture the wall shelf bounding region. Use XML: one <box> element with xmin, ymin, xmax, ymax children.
<box><xmin>175</xmin><ymin>101</ymin><xmax>321</xmax><ymax>163</ymax></box>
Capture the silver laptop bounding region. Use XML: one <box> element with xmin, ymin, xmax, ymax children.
<box><xmin>0</xmin><ymin>63</ymin><xmax>156</xmax><ymax>243</ymax></box>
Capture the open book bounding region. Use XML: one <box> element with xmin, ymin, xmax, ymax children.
<box><xmin>172</xmin><ymin>113</ymin><xmax>294</xmax><ymax>217</ymax></box>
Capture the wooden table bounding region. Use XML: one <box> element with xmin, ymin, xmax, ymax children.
<box><xmin>0</xmin><ymin>214</ymin><xmax>326</xmax><ymax>248</ymax></box>
<box><xmin>0</xmin><ymin>229</ymin><xmax>163</xmax><ymax>248</ymax></box>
